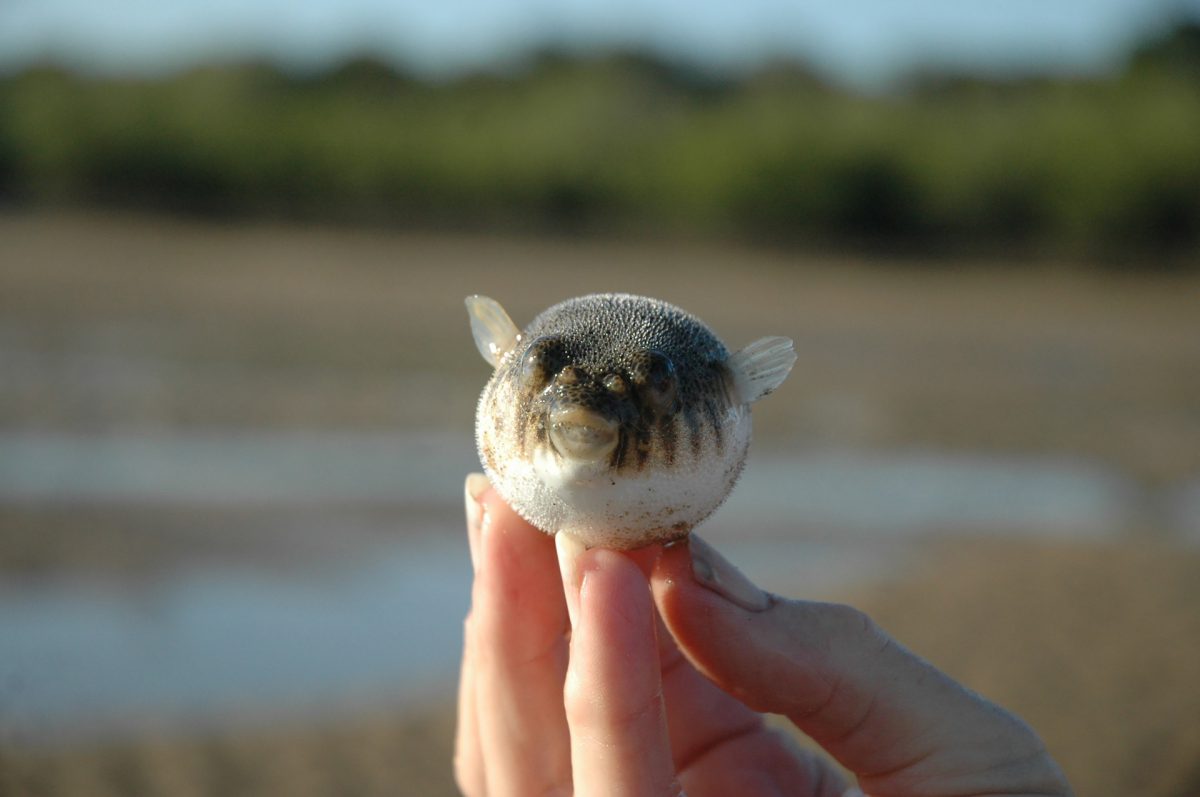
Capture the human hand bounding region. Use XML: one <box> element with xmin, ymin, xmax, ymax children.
<box><xmin>454</xmin><ymin>474</ymin><xmax>1072</xmax><ymax>796</ymax></box>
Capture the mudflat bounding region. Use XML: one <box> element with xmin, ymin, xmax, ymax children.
<box><xmin>3</xmin><ymin>210</ymin><xmax>1199</xmax><ymax>483</ymax></box>
<box><xmin>2</xmin><ymin>539</ymin><xmax>1196</xmax><ymax>797</ymax></box>
<box><xmin>1</xmin><ymin>211</ymin><xmax>1198</xmax><ymax>796</ymax></box>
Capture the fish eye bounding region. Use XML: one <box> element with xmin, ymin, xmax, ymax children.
<box><xmin>520</xmin><ymin>336</ymin><xmax>565</xmax><ymax>390</ymax></box>
<box><xmin>556</xmin><ymin>365</ymin><xmax>585</xmax><ymax>386</ymax></box>
<box><xmin>632</xmin><ymin>350</ymin><xmax>678</xmax><ymax>415</ymax></box>
<box><xmin>603</xmin><ymin>373</ymin><xmax>628</xmax><ymax>396</ymax></box>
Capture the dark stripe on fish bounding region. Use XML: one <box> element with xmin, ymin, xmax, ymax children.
<box><xmin>634</xmin><ymin>420</ymin><xmax>651</xmax><ymax>471</ymax></box>
<box><xmin>533</xmin><ymin>416</ymin><xmax>547</xmax><ymax>445</ymax></box>
<box><xmin>704</xmin><ymin>397</ymin><xmax>724</xmax><ymax>454</ymax></box>
<box><xmin>684</xmin><ymin>405</ymin><xmax>704</xmax><ymax>459</ymax></box>
<box><xmin>657</xmin><ymin>414</ymin><xmax>677</xmax><ymax>466</ymax></box>
<box><xmin>611</xmin><ymin>427</ymin><xmax>628</xmax><ymax>470</ymax></box>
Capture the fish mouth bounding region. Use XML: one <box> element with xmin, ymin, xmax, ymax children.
<box><xmin>547</xmin><ymin>403</ymin><xmax>619</xmax><ymax>463</ymax></box>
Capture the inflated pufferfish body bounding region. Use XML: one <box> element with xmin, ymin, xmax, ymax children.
<box><xmin>468</xmin><ymin>293</ymin><xmax>795</xmax><ymax>550</ymax></box>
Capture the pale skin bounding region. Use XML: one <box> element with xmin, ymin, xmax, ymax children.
<box><xmin>456</xmin><ymin>473</ymin><xmax>1074</xmax><ymax>797</ymax></box>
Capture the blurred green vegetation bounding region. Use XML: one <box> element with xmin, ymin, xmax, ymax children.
<box><xmin>1</xmin><ymin>23</ymin><xmax>1198</xmax><ymax>264</ymax></box>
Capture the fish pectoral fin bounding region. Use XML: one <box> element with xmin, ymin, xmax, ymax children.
<box><xmin>466</xmin><ymin>295</ymin><xmax>522</xmax><ymax>367</ymax></box>
<box><xmin>728</xmin><ymin>336</ymin><xmax>796</xmax><ymax>403</ymax></box>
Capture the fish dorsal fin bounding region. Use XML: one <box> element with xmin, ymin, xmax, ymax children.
<box><xmin>465</xmin><ymin>295</ymin><xmax>521</xmax><ymax>368</ymax></box>
<box><xmin>728</xmin><ymin>336</ymin><xmax>796</xmax><ymax>403</ymax></box>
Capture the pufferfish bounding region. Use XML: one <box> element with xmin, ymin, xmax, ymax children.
<box><xmin>467</xmin><ymin>293</ymin><xmax>795</xmax><ymax>550</ymax></box>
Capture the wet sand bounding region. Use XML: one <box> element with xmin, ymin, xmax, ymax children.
<box><xmin>3</xmin><ymin>210</ymin><xmax>1199</xmax><ymax>484</ymax></box>
<box><xmin>853</xmin><ymin>538</ymin><xmax>1200</xmax><ymax>797</ymax></box>
<box><xmin>2</xmin><ymin>211</ymin><xmax>1199</xmax><ymax>795</ymax></box>
<box><xmin>2</xmin><ymin>537</ymin><xmax>1197</xmax><ymax>797</ymax></box>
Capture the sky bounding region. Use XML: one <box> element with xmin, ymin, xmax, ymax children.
<box><xmin>0</xmin><ymin>0</ymin><xmax>1196</xmax><ymax>87</ymax></box>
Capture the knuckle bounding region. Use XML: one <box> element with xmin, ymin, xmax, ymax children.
<box><xmin>564</xmin><ymin>668</ymin><xmax>659</xmax><ymax>733</ymax></box>
<box><xmin>820</xmin><ymin>602</ymin><xmax>882</xmax><ymax>650</ymax></box>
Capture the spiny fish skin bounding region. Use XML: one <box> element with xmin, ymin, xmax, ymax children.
<box><xmin>468</xmin><ymin>293</ymin><xmax>794</xmax><ymax>550</ymax></box>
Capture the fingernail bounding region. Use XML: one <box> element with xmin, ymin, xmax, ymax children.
<box><xmin>690</xmin><ymin>535</ymin><xmax>770</xmax><ymax>612</ymax></box>
<box><xmin>841</xmin><ymin>787</ymin><xmax>865</xmax><ymax>797</ymax></box>
<box><xmin>464</xmin><ymin>473</ymin><xmax>490</xmax><ymax>572</ymax></box>
<box><xmin>555</xmin><ymin>530</ymin><xmax>587</xmax><ymax>627</ymax></box>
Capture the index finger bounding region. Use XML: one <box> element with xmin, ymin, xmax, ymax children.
<box><xmin>558</xmin><ymin>538</ymin><xmax>682</xmax><ymax>797</ymax></box>
<box><xmin>652</xmin><ymin>537</ymin><xmax>1072</xmax><ymax>796</ymax></box>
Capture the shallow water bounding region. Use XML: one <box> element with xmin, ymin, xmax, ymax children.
<box><xmin>0</xmin><ymin>430</ymin><xmax>1176</xmax><ymax>534</ymax></box>
<box><xmin>0</xmin><ymin>431</ymin><xmax>476</xmax><ymax>507</ymax></box>
<box><xmin>0</xmin><ymin>533</ymin><xmax>470</xmax><ymax>742</ymax></box>
<box><xmin>1</xmin><ymin>430</ymin><xmax>1196</xmax><ymax>742</ymax></box>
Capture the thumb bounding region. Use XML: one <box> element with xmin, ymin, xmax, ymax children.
<box><xmin>651</xmin><ymin>536</ymin><xmax>1072</xmax><ymax>796</ymax></box>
